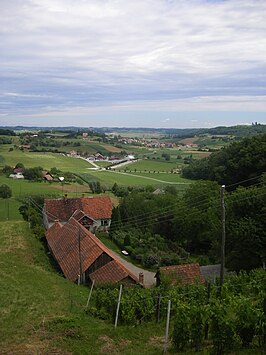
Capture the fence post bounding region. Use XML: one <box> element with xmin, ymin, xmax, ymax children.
<box><xmin>114</xmin><ymin>284</ymin><xmax>123</xmax><ymax>328</ymax></box>
<box><xmin>156</xmin><ymin>293</ymin><xmax>161</xmax><ymax>323</ymax></box>
<box><xmin>163</xmin><ymin>300</ymin><xmax>171</xmax><ymax>354</ymax></box>
<box><xmin>85</xmin><ymin>280</ymin><xmax>95</xmax><ymax>310</ymax></box>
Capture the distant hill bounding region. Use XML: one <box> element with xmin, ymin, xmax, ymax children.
<box><xmin>1</xmin><ymin>124</ymin><xmax>265</xmax><ymax>138</ymax></box>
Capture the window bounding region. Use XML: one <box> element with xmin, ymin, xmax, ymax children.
<box><xmin>101</xmin><ymin>220</ymin><xmax>108</xmax><ymax>226</ymax></box>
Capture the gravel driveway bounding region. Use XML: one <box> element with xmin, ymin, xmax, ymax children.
<box><xmin>112</xmin><ymin>251</ymin><xmax>156</xmax><ymax>288</ymax></box>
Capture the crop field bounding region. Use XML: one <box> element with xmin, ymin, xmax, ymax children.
<box><xmin>193</xmin><ymin>135</ymin><xmax>230</xmax><ymax>148</ymax></box>
<box><xmin>184</xmin><ymin>150</ymin><xmax>211</xmax><ymax>159</ymax></box>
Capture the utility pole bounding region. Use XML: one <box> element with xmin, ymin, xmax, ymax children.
<box><xmin>219</xmin><ymin>185</ymin><xmax>226</xmax><ymax>296</ymax></box>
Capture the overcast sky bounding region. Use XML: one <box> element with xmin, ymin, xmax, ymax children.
<box><xmin>0</xmin><ymin>0</ymin><xmax>266</xmax><ymax>128</ymax></box>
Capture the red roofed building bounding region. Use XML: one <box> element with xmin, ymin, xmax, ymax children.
<box><xmin>43</xmin><ymin>196</ymin><xmax>113</xmax><ymax>231</ymax></box>
<box><xmin>155</xmin><ymin>263</ymin><xmax>205</xmax><ymax>286</ymax></box>
<box><xmin>46</xmin><ymin>217</ymin><xmax>138</xmax><ymax>285</ymax></box>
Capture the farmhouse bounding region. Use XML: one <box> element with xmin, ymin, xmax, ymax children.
<box><xmin>43</xmin><ymin>196</ymin><xmax>113</xmax><ymax>231</ymax></box>
<box><xmin>9</xmin><ymin>172</ymin><xmax>24</xmax><ymax>179</ymax></box>
<box><xmin>155</xmin><ymin>263</ymin><xmax>205</xmax><ymax>286</ymax></box>
<box><xmin>46</xmin><ymin>217</ymin><xmax>139</xmax><ymax>285</ymax></box>
<box><xmin>9</xmin><ymin>167</ymin><xmax>25</xmax><ymax>179</ymax></box>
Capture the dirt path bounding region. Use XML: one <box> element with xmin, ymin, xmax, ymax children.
<box><xmin>112</xmin><ymin>251</ymin><xmax>156</xmax><ymax>288</ymax></box>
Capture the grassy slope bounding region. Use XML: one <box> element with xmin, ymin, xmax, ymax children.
<box><xmin>0</xmin><ymin>221</ymin><xmax>166</xmax><ymax>354</ymax></box>
<box><xmin>129</xmin><ymin>172</ymin><xmax>191</xmax><ymax>184</ymax></box>
<box><xmin>0</xmin><ymin>146</ymin><xmax>93</xmax><ymax>173</ymax></box>
<box><xmin>89</xmin><ymin>169</ymin><xmax>190</xmax><ymax>188</ymax></box>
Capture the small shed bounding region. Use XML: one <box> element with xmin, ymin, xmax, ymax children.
<box><xmin>155</xmin><ymin>263</ymin><xmax>205</xmax><ymax>286</ymax></box>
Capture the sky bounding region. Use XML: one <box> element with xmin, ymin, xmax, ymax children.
<box><xmin>0</xmin><ymin>0</ymin><xmax>266</xmax><ymax>128</ymax></box>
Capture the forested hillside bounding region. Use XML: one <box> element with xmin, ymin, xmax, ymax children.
<box><xmin>182</xmin><ymin>133</ymin><xmax>266</xmax><ymax>185</ymax></box>
<box><xmin>110</xmin><ymin>179</ymin><xmax>266</xmax><ymax>271</ymax></box>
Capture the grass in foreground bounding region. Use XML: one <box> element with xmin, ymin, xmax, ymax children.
<box><xmin>0</xmin><ymin>221</ymin><xmax>168</xmax><ymax>354</ymax></box>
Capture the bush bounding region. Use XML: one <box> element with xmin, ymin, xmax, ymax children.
<box><xmin>144</xmin><ymin>254</ymin><xmax>160</xmax><ymax>267</ymax></box>
<box><xmin>2</xmin><ymin>165</ymin><xmax>13</xmax><ymax>176</ymax></box>
<box><xmin>0</xmin><ymin>184</ymin><xmax>12</xmax><ymax>199</ymax></box>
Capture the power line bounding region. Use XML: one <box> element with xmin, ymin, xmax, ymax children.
<box><xmin>225</xmin><ymin>174</ymin><xmax>264</xmax><ymax>190</ymax></box>
<box><xmin>27</xmin><ymin>182</ymin><xmax>265</xmax><ymax>235</ymax></box>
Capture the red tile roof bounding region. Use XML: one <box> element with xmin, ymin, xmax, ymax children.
<box><xmin>13</xmin><ymin>168</ymin><xmax>24</xmax><ymax>173</ymax></box>
<box><xmin>44</xmin><ymin>196</ymin><xmax>113</xmax><ymax>223</ymax></box>
<box><xmin>159</xmin><ymin>263</ymin><xmax>205</xmax><ymax>285</ymax></box>
<box><xmin>45</xmin><ymin>218</ymin><xmax>138</xmax><ymax>284</ymax></box>
<box><xmin>90</xmin><ymin>260</ymin><xmax>131</xmax><ymax>283</ymax></box>
<box><xmin>71</xmin><ymin>209</ymin><xmax>95</xmax><ymax>222</ymax></box>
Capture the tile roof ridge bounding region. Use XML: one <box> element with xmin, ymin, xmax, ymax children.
<box><xmin>71</xmin><ymin>209</ymin><xmax>96</xmax><ymax>221</ymax></box>
<box><xmin>46</xmin><ymin>219</ymin><xmax>63</xmax><ymax>236</ymax></box>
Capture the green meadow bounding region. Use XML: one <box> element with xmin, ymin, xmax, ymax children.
<box><xmin>129</xmin><ymin>172</ymin><xmax>191</xmax><ymax>184</ymax></box>
<box><xmin>0</xmin><ymin>146</ymin><xmax>94</xmax><ymax>173</ymax></box>
<box><xmin>89</xmin><ymin>170</ymin><xmax>191</xmax><ymax>188</ymax></box>
<box><xmin>117</xmin><ymin>159</ymin><xmax>180</xmax><ymax>172</ymax></box>
<box><xmin>0</xmin><ymin>174</ymin><xmax>92</xmax><ymax>221</ymax></box>
<box><xmin>0</xmin><ymin>175</ymin><xmax>59</xmax><ymax>197</ymax></box>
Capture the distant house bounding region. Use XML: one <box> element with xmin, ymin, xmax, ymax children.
<box><xmin>155</xmin><ymin>263</ymin><xmax>205</xmax><ymax>286</ymax></box>
<box><xmin>9</xmin><ymin>172</ymin><xmax>24</xmax><ymax>179</ymax></box>
<box><xmin>42</xmin><ymin>171</ymin><xmax>54</xmax><ymax>181</ymax></box>
<box><xmin>95</xmin><ymin>153</ymin><xmax>105</xmax><ymax>160</ymax></box>
<box><xmin>20</xmin><ymin>144</ymin><xmax>31</xmax><ymax>150</ymax></box>
<box><xmin>10</xmin><ymin>167</ymin><xmax>25</xmax><ymax>179</ymax></box>
<box><xmin>69</xmin><ymin>150</ymin><xmax>78</xmax><ymax>157</ymax></box>
<box><xmin>43</xmin><ymin>196</ymin><xmax>113</xmax><ymax>231</ymax></box>
<box><xmin>46</xmin><ymin>217</ymin><xmax>139</xmax><ymax>285</ymax></box>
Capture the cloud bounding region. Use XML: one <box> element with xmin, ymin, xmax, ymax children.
<box><xmin>0</xmin><ymin>0</ymin><xmax>266</xmax><ymax>125</ymax></box>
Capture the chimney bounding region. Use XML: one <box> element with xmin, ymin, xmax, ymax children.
<box><xmin>139</xmin><ymin>272</ymin><xmax>144</xmax><ymax>285</ymax></box>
